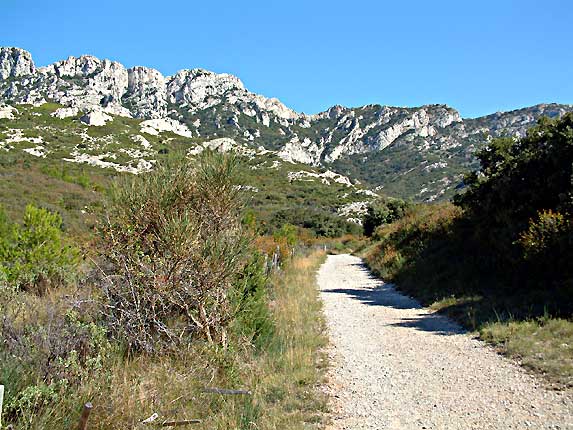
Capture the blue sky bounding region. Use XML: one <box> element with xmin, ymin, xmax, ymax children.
<box><xmin>1</xmin><ymin>0</ymin><xmax>571</xmax><ymax>118</ymax></box>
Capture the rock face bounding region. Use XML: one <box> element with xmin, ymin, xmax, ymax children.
<box><xmin>1</xmin><ymin>46</ymin><xmax>572</xmax><ymax>201</ymax></box>
<box><xmin>39</xmin><ymin>55</ymin><xmax>129</xmax><ymax>113</ymax></box>
<box><xmin>125</xmin><ymin>66</ymin><xmax>167</xmax><ymax>118</ymax></box>
<box><xmin>0</xmin><ymin>47</ymin><xmax>35</xmax><ymax>79</ymax></box>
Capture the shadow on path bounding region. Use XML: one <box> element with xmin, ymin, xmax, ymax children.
<box><xmin>321</xmin><ymin>259</ymin><xmax>464</xmax><ymax>336</ymax></box>
<box><xmin>389</xmin><ymin>314</ymin><xmax>465</xmax><ymax>336</ymax></box>
<box><xmin>322</xmin><ymin>286</ymin><xmax>421</xmax><ymax>310</ymax></box>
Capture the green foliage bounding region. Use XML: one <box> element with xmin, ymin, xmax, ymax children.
<box><xmin>273</xmin><ymin>223</ymin><xmax>298</xmax><ymax>247</ymax></box>
<box><xmin>6</xmin><ymin>380</ymin><xmax>67</xmax><ymax>421</ymax></box>
<box><xmin>363</xmin><ymin>197</ymin><xmax>409</xmax><ymax>236</ymax></box>
<box><xmin>40</xmin><ymin>164</ymin><xmax>95</xmax><ymax>190</ymax></box>
<box><xmin>100</xmin><ymin>152</ymin><xmax>252</xmax><ymax>352</ymax></box>
<box><xmin>0</xmin><ymin>288</ymin><xmax>112</xmax><ymax>425</ymax></box>
<box><xmin>518</xmin><ymin>210</ymin><xmax>571</xmax><ymax>259</ymax></box>
<box><xmin>267</xmin><ymin>207</ymin><xmax>360</xmax><ymax>238</ymax></box>
<box><xmin>231</xmin><ymin>252</ymin><xmax>274</xmax><ymax>348</ymax></box>
<box><xmin>0</xmin><ymin>204</ymin><xmax>79</xmax><ymax>292</ymax></box>
<box><xmin>455</xmin><ymin>113</ymin><xmax>573</xmax><ymax>293</ymax></box>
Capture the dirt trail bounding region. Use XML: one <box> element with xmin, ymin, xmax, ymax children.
<box><xmin>318</xmin><ymin>254</ymin><xmax>573</xmax><ymax>430</ymax></box>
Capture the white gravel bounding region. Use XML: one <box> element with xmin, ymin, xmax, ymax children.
<box><xmin>318</xmin><ymin>254</ymin><xmax>573</xmax><ymax>430</ymax></box>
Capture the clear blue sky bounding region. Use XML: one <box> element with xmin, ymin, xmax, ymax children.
<box><xmin>1</xmin><ymin>0</ymin><xmax>572</xmax><ymax>118</ymax></box>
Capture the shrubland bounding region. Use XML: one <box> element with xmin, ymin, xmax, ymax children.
<box><xmin>362</xmin><ymin>114</ymin><xmax>573</xmax><ymax>387</ymax></box>
<box><xmin>0</xmin><ymin>152</ymin><xmax>329</xmax><ymax>429</ymax></box>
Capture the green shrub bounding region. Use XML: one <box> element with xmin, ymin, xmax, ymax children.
<box><xmin>455</xmin><ymin>113</ymin><xmax>573</xmax><ymax>296</ymax></box>
<box><xmin>518</xmin><ymin>210</ymin><xmax>571</xmax><ymax>258</ymax></box>
<box><xmin>363</xmin><ymin>197</ymin><xmax>409</xmax><ymax>236</ymax></box>
<box><xmin>0</xmin><ymin>290</ymin><xmax>111</xmax><ymax>424</ymax></box>
<box><xmin>0</xmin><ymin>204</ymin><xmax>79</xmax><ymax>292</ymax></box>
<box><xmin>231</xmin><ymin>252</ymin><xmax>274</xmax><ymax>349</ymax></box>
<box><xmin>273</xmin><ymin>223</ymin><xmax>298</xmax><ymax>247</ymax></box>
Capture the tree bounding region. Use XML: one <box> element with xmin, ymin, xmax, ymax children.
<box><xmin>363</xmin><ymin>198</ymin><xmax>409</xmax><ymax>236</ymax></box>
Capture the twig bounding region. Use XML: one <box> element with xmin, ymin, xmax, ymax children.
<box><xmin>158</xmin><ymin>420</ymin><xmax>202</xmax><ymax>427</ymax></box>
<box><xmin>202</xmin><ymin>387</ymin><xmax>252</xmax><ymax>395</ymax></box>
<box><xmin>0</xmin><ymin>385</ymin><xmax>4</xmax><ymax>429</ymax></box>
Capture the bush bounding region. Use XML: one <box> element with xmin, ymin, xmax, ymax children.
<box><xmin>518</xmin><ymin>210</ymin><xmax>571</xmax><ymax>258</ymax></box>
<box><xmin>99</xmin><ymin>152</ymin><xmax>252</xmax><ymax>352</ymax></box>
<box><xmin>231</xmin><ymin>252</ymin><xmax>274</xmax><ymax>348</ymax></box>
<box><xmin>455</xmin><ymin>113</ymin><xmax>573</xmax><ymax>295</ymax></box>
<box><xmin>267</xmin><ymin>207</ymin><xmax>361</xmax><ymax>238</ymax></box>
<box><xmin>363</xmin><ymin>198</ymin><xmax>409</xmax><ymax>236</ymax></box>
<box><xmin>0</xmin><ymin>289</ymin><xmax>111</xmax><ymax>422</ymax></box>
<box><xmin>0</xmin><ymin>204</ymin><xmax>79</xmax><ymax>292</ymax></box>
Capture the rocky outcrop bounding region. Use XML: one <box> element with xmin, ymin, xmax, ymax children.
<box><xmin>166</xmin><ymin>69</ymin><xmax>244</xmax><ymax>109</ymax></box>
<box><xmin>0</xmin><ymin>47</ymin><xmax>35</xmax><ymax>79</ymax></box>
<box><xmin>39</xmin><ymin>55</ymin><xmax>129</xmax><ymax>113</ymax></box>
<box><xmin>52</xmin><ymin>106</ymin><xmax>79</xmax><ymax>119</ymax></box>
<box><xmin>464</xmin><ymin>103</ymin><xmax>571</xmax><ymax>138</ymax></box>
<box><xmin>0</xmin><ymin>104</ymin><xmax>17</xmax><ymax>119</ymax></box>
<box><xmin>80</xmin><ymin>110</ymin><xmax>113</xmax><ymax>126</ymax></box>
<box><xmin>1</xmin><ymin>46</ymin><xmax>572</xmax><ymax>202</ymax></box>
<box><xmin>125</xmin><ymin>66</ymin><xmax>167</xmax><ymax>118</ymax></box>
<box><xmin>140</xmin><ymin>117</ymin><xmax>192</xmax><ymax>137</ymax></box>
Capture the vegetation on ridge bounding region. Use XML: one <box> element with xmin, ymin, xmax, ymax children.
<box><xmin>362</xmin><ymin>114</ymin><xmax>573</xmax><ymax>386</ymax></box>
<box><xmin>0</xmin><ymin>153</ymin><xmax>329</xmax><ymax>429</ymax></box>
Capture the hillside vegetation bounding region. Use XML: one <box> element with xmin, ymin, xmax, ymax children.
<box><xmin>2</xmin><ymin>47</ymin><xmax>573</xmax><ymax>202</ymax></box>
<box><xmin>0</xmin><ymin>103</ymin><xmax>371</xmax><ymax>240</ymax></box>
<box><xmin>363</xmin><ymin>114</ymin><xmax>573</xmax><ymax>387</ymax></box>
<box><xmin>0</xmin><ymin>153</ymin><xmax>329</xmax><ymax>429</ymax></box>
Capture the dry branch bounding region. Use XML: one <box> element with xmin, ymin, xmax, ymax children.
<box><xmin>202</xmin><ymin>387</ymin><xmax>252</xmax><ymax>395</ymax></box>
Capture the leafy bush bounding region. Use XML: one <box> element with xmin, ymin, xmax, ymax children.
<box><xmin>273</xmin><ymin>224</ymin><xmax>298</xmax><ymax>246</ymax></box>
<box><xmin>231</xmin><ymin>252</ymin><xmax>274</xmax><ymax>348</ymax></box>
<box><xmin>363</xmin><ymin>197</ymin><xmax>409</xmax><ymax>236</ymax></box>
<box><xmin>518</xmin><ymin>210</ymin><xmax>571</xmax><ymax>259</ymax></box>
<box><xmin>0</xmin><ymin>204</ymin><xmax>79</xmax><ymax>292</ymax></box>
<box><xmin>100</xmin><ymin>152</ymin><xmax>252</xmax><ymax>352</ymax></box>
<box><xmin>268</xmin><ymin>207</ymin><xmax>361</xmax><ymax>238</ymax></box>
<box><xmin>455</xmin><ymin>113</ymin><xmax>573</xmax><ymax>294</ymax></box>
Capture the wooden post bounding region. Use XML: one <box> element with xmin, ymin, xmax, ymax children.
<box><xmin>77</xmin><ymin>402</ymin><xmax>93</xmax><ymax>430</ymax></box>
<box><xmin>0</xmin><ymin>385</ymin><xmax>4</xmax><ymax>430</ymax></box>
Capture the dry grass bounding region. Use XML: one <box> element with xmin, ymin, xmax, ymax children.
<box><xmin>2</xmin><ymin>250</ymin><xmax>329</xmax><ymax>429</ymax></box>
<box><xmin>481</xmin><ymin>318</ymin><xmax>573</xmax><ymax>388</ymax></box>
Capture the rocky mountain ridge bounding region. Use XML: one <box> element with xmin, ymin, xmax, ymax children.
<box><xmin>1</xmin><ymin>46</ymin><xmax>572</xmax><ymax>201</ymax></box>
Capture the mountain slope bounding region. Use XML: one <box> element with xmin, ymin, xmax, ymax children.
<box><xmin>1</xmin><ymin>47</ymin><xmax>572</xmax><ymax>201</ymax></box>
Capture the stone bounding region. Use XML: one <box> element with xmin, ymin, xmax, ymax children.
<box><xmin>0</xmin><ymin>104</ymin><xmax>17</xmax><ymax>119</ymax></box>
<box><xmin>80</xmin><ymin>110</ymin><xmax>113</xmax><ymax>126</ymax></box>
<box><xmin>140</xmin><ymin>117</ymin><xmax>192</xmax><ymax>137</ymax></box>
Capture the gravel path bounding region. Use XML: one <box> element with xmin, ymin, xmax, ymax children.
<box><xmin>318</xmin><ymin>254</ymin><xmax>573</xmax><ymax>430</ymax></box>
